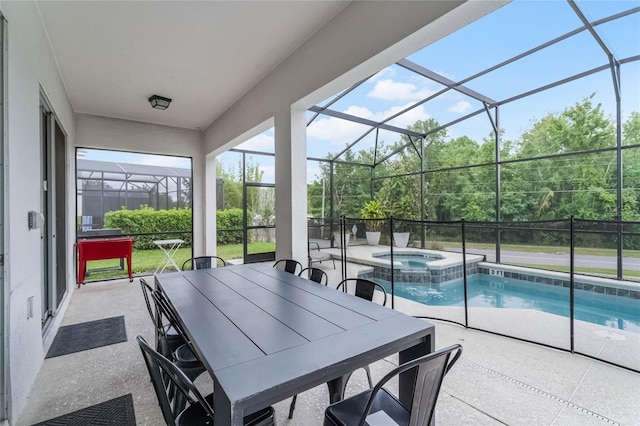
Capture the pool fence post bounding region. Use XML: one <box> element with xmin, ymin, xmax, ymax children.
<box><xmin>461</xmin><ymin>218</ymin><xmax>468</xmax><ymax>327</ymax></box>
<box><xmin>390</xmin><ymin>216</ymin><xmax>395</xmax><ymax>310</ymax></box>
<box><xmin>570</xmin><ymin>216</ymin><xmax>575</xmax><ymax>353</ymax></box>
<box><xmin>340</xmin><ymin>215</ymin><xmax>347</xmax><ymax>282</ymax></box>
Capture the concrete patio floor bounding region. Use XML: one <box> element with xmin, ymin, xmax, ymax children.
<box><xmin>16</xmin><ymin>263</ymin><xmax>640</xmax><ymax>426</ymax></box>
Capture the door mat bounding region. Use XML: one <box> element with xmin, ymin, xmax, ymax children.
<box><xmin>46</xmin><ymin>316</ymin><xmax>127</xmax><ymax>358</ymax></box>
<box><xmin>32</xmin><ymin>394</ymin><xmax>136</xmax><ymax>426</ymax></box>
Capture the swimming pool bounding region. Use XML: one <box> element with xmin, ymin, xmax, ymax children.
<box><xmin>374</xmin><ymin>253</ymin><xmax>441</xmax><ymax>268</ymax></box>
<box><xmin>378</xmin><ymin>274</ymin><xmax>640</xmax><ymax>333</ymax></box>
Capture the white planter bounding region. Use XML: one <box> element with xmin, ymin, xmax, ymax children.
<box><xmin>334</xmin><ymin>232</ymin><xmax>350</xmax><ymax>248</ymax></box>
<box><xmin>393</xmin><ymin>232</ymin><xmax>410</xmax><ymax>248</ymax></box>
<box><xmin>365</xmin><ymin>231</ymin><xmax>381</xmax><ymax>246</ymax></box>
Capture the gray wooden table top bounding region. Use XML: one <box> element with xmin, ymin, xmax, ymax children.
<box><xmin>156</xmin><ymin>263</ymin><xmax>435</xmax><ymax>425</ymax></box>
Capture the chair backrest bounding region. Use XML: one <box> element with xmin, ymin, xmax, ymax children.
<box><xmin>358</xmin><ymin>344</ymin><xmax>463</xmax><ymax>426</ymax></box>
<box><xmin>298</xmin><ymin>267</ymin><xmax>328</xmax><ymax>285</ymax></box>
<box><xmin>181</xmin><ymin>255</ymin><xmax>226</xmax><ymax>270</ymax></box>
<box><xmin>273</xmin><ymin>259</ymin><xmax>302</xmax><ymax>275</ymax></box>
<box><xmin>137</xmin><ymin>335</ymin><xmax>213</xmax><ymax>426</ymax></box>
<box><xmin>139</xmin><ymin>278</ymin><xmax>155</xmax><ymax>326</ymax></box>
<box><xmin>336</xmin><ymin>278</ymin><xmax>387</xmax><ymax>306</ymax></box>
<box><xmin>151</xmin><ymin>290</ymin><xmax>190</xmax><ymax>357</ymax></box>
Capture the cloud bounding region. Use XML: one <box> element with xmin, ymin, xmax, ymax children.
<box><xmin>382</xmin><ymin>103</ymin><xmax>431</xmax><ymax>129</ymax></box>
<box><xmin>258</xmin><ymin>165</ymin><xmax>275</xmax><ymax>183</ymax></box>
<box><xmin>448</xmin><ymin>100</ymin><xmax>472</xmax><ymax>114</ymax></box>
<box><xmin>368</xmin><ymin>79</ymin><xmax>434</xmax><ymax>101</ymax></box>
<box><xmin>307</xmin><ymin>109</ymin><xmax>374</xmax><ymax>147</ymax></box>
<box><xmin>236</xmin><ymin>133</ymin><xmax>274</xmax><ymax>152</ymax></box>
<box><xmin>307</xmin><ymin>103</ymin><xmax>431</xmax><ymax>147</ymax></box>
<box><xmin>368</xmin><ymin>67</ymin><xmax>396</xmax><ymax>82</ymax></box>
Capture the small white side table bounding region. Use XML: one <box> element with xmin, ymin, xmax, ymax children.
<box><xmin>153</xmin><ymin>239</ymin><xmax>184</xmax><ymax>274</ymax></box>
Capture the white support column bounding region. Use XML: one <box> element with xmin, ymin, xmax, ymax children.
<box><xmin>204</xmin><ymin>154</ymin><xmax>218</xmax><ymax>256</ymax></box>
<box><xmin>274</xmin><ymin>107</ymin><xmax>307</xmax><ymax>265</ymax></box>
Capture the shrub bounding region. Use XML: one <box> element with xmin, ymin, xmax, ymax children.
<box><xmin>104</xmin><ymin>206</ymin><xmax>192</xmax><ymax>250</ymax></box>
<box><xmin>216</xmin><ymin>208</ymin><xmax>245</xmax><ymax>244</ymax></box>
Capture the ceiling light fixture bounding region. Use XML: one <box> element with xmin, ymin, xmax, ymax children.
<box><xmin>148</xmin><ymin>95</ymin><xmax>172</xmax><ymax>110</ymax></box>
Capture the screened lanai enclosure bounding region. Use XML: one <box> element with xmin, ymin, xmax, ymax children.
<box><xmin>76</xmin><ymin>158</ymin><xmax>191</xmax><ymax>232</ymax></box>
<box><xmin>216</xmin><ymin>1</ymin><xmax>640</xmax><ymax>372</ymax></box>
<box><xmin>303</xmin><ymin>0</ymin><xmax>640</xmax><ymax>277</ymax></box>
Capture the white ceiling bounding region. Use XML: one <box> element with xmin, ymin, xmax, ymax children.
<box><xmin>37</xmin><ymin>1</ymin><xmax>350</xmax><ymax>130</ymax></box>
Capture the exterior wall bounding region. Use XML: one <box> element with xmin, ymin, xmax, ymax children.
<box><xmin>75</xmin><ymin>114</ymin><xmax>205</xmax><ymax>255</ymax></box>
<box><xmin>0</xmin><ymin>1</ymin><xmax>75</xmax><ymax>422</ymax></box>
<box><xmin>203</xmin><ymin>0</ymin><xmax>506</xmax><ymax>264</ymax></box>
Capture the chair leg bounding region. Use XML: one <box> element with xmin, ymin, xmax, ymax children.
<box><xmin>288</xmin><ymin>394</ymin><xmax>297</xmax><ymax>419</ymax></box>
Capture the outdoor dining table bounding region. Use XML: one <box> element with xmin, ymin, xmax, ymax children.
<box><xmin>155</xmin><ymin>263</ymin><xmax>435</xmax><ymax>425</ymax></box>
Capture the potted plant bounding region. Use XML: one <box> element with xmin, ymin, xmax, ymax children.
<box><xmin>360</xmin><ymin>200</ymin><xmax>390</xmax><ymax>246</ymax></box>
<box><xmin>389</xmin><ymin>197</ymin><xmax>419</xmax><ymax>248</ymax></box>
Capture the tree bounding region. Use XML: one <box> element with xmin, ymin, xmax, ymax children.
<box><xmin>216</xmin><ymin>159</ymin><xmax>242</xmax><ymax>209</ymax></box>
<box><xmin>622</xmin><ymin>112</ymin><xmax>640</xmax><ymax>221</ymax></box>
<box><xmin>516</xmin><ymin>95</ymin><xmax>618</xmax><ymax>220</ymax></box>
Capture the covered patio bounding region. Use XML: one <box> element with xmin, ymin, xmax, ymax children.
<box><xmin>2</xmin><ymin>0</ymin><xmax>639</xmax><ymax>425</ymax></box>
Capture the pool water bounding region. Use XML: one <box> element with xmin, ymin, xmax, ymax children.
<box><xmin>375</xmin><ymin>253</ymin><xmax>441</xmax><ymax>268</ymax></box>
<box><xmin>379</xmin><ymin>274</ymin><xmax>640</xmax><ymax>333</ymax></box>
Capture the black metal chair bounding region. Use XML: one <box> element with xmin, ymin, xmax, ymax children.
<box><xmin>324</xmin><ymin>344</ymin><xmax>463</xmax><ymax>426</ymax></box>
<box><xmin>308</xmin><ymin>241</ymin><xmax>335</xmax><ymax>269</ymax></box>
<box><xmin>298</xmin><ymin>267</ymin><xmax>329</xmax><ymax>285</ymax></box>
<box><xmin>140</xmin><ymin>278</ymin><xmax>183</xmax><ymax>353</ymax></box>
<box><xmin>181</xmin><ymin>255</ymin><xmax>226</xmax><ymax>270</ymax></box>
<box><xmin>137</xmin><ymin>336</ymin><xmax>276</xmax><ymax>426</ymax></box>
<box><xmin>273</xmin><ymin>259</ymin><xmax>303</xmax><ymax>275</ymax></box>
<box><xmin>151</xmin><ymin>291</ymin><xmax>206</xmax><ymax>382</ymax></box>
<box><xmin>336</xmin><ymin>278</ymin><xmax>387</xmax><ymax>307</ymax></box>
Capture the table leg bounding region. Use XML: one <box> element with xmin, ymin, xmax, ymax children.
<box><xmin>325</xmin><ymin>373</ymin><xmax>350</xmax><ymax>404</ymax></box>
<box><xmin>213</xmin><ymin>379</ymin><xmax>243</xmax><ymax>425</ymax></box>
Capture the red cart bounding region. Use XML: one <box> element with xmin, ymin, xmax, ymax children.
<box><xmin>76</xmin><ymin>237</ymin><xmax>134</xmax><ymax>287</ymax></box>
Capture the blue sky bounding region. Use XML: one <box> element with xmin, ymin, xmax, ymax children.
<box><xmin>83</xmin><ymin>1</ymin><xmax>640</xmax><ymax>184</ymax></box>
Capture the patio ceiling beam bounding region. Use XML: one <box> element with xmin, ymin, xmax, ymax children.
<box><xmin>397</xmin><ymin>58</ymin><xmax>496</xmax><ymax>105</ymax></box>
<box><xmin>308</xmin><ymin>105</ymin><xmax>423</xmax><ymax>138</ymax></box>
